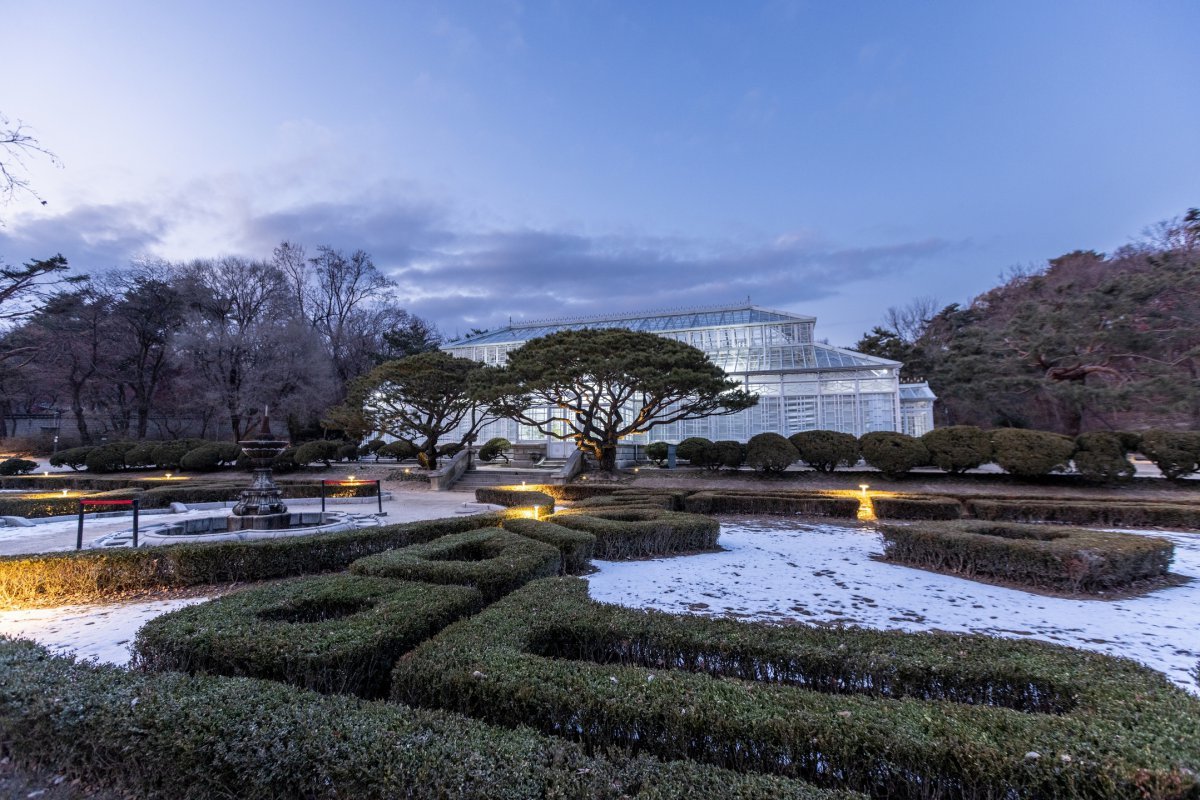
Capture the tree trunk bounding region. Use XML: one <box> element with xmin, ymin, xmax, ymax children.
<box><xmin>599</xmin><ymin>444</ymin><xmax>618</xmax><ymax>472</ymax></box>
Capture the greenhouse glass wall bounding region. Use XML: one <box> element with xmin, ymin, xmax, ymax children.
<box><xmin>442</xmin><ymin>304</ymin><xmax>935</xmax><ymax>450</ymax></box>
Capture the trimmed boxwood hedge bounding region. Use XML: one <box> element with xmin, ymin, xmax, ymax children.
<box><xmin>879</xmin><ymin>520</ymin><xmax>1173</xmax><ymax>592</ymax></box>
<box><xmin>350</xmin><ymin>529</ymin><xmax>561</xmax><ymax>601</ymax></box>
<box><xmin>548</xmin><ymin>508</ymin><xmax>719</xmax><ymax>559</ymax></box>
<box><xmin>501</xmin><ymin>518</ymin><xmax>596</xmax><ymax>574</ymax></box>
<box><xmin>0</xmin><ymin>514</ymin><xmax>503</xmax><ymax>608</ymax></box>
<box><xmin>132</xmin><ymin>575</ymin><xmax>482</xmax><ymax>697</ymax></box>
<box><xmin>392</xmin><ymin>578</ymin><xmax>1200</xmax><ymax>799</ymax></box>
<box><xmin>683</xmin><ymin>490</ymin><xmax>859</xmax><ymax>518</ymax></box>
<box><xmin>0</xmin><ymin>487</ymin><xmax>141</xmax><ymax>519</ymax></box>
<box><xmin>474</xmin><ymin>486</ymin><xmax>556</xmax><ymax>511</ymax></box>
<box><xmin>0</xmin><ymin>640</ymin><xmax>846</xmax><ymax>800</ymax></box>
<box><xmin>871</xmin><ymin>495</ymin><xmax>963</xmax><ymax>521</ymax></box>
<box><xmin>967</xmin><ymin>497</ymin><xmax>1200</xmax><ymax>529</ymax></box>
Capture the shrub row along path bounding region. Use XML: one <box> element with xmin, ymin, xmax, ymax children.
<box><xmin>0</xmin><ymin>484</ymin><xmax>504</xmax><ymax>663</ymax></box>
<box><xmin>588</xmin><ymin>518</ymin><xmax>1200</xmax><ymax>693</ymax></box>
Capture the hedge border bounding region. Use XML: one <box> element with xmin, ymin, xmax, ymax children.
<box><xmin>474</xmin><ymin>486</ymin><xmax>556</xmax><ymax>511</ymax></box>
<box><xmin>350</xmin><ymin>529</ymin><xmax>561</xmax><ymax>601</ymax></box>
<box><xmin>392</xmin><ymin>578</ymin><xmax>1200</xmax><ymax>799</ymax></box>
<box><xmin>0</xmin><ymin>640</ymin><xmax>845</xmax><ymax>800</ymax></box>
<box><xmin>683</xmin><ymin>490</ymin><xmax>859</xmax><ymax>518</ymax></box>
<box><xmin>0</xmin><ymin>514</ymin><xmax>505</xmax><ymax>608</ymax></box>
<box><xmin>500</xmin><ymin>518</ymin><xmax>596</xmax><ymax>574</ymax></box>
<box><xmin>879</xmin><ymin>520</ymin><xmax>1174</xmax><ymax>592</ymax></box>
<box><xmin>132</xmin><ymin>575</ymin><xmax>482</xmax><ymax>697</ymax></box>
<box><xmin>548</xmin><ymin>508</ymin><xmax>719</xmax><ymax>559</ymax></box>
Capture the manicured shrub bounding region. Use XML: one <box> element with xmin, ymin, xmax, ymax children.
<box><xmin>1072</xmin><ymin>431</ymin><xmax>1135</xmax><ymax>481</ymax></box>
<box><xmin>393</xmin><ymin>578</ymin><xmax>1200</xmax><ymax>799</ymax></box>
<box><xmin>676</xmin><ymin>436</ymin><xmax>714</xmax><ymax>466</ymax></box>
<box><xmin>880</xmin><ymin>520</ymin><xmax>1173</xmax><ymax>592</ymax></box>
<box><xmin>377</xmin><ymin>440</ymin><xmax>417</xmax><ymax>460</ymax></box>
<box><xmin>123</xmin><ymin>442</ymin><xmax>157</xmax><ymax>468</ymax></box>
<box><xmin>859</xmin><ymin>432</ymin><xmax>928</xmax><ymax>478</ymax></box>
<box><xmin>360</xmin><ymin>437</ymin><xmax>386</xmax><ymax>457</ymax></box>
<box><xmin>134</xmin><ymin>575</ymin><xmax>480</xmax><ymax>698</ymax></box>
<box><xmin>788</xmin><ymin>430</ymin><xmax>859</xmax><ymax>472</ymax></box>
<box><xmin>644</xmin><ymin>441</ymin><xmax>669</xmax><ymax>466</ymax></box>
<box><xmin>478</xmin><ymin>437</ymin><xmax>512</xmax><ymax>463</ymax></box>
<box><xmin>745</xmin><ymin>432</ymin><xmax>798</xmax><ymax>473</ymax></box>
<box><xmin>1</xmin><ymin>641</ymin><xmax>826</xmax><ymax>800</ymax></box>
<box><xmin>990</xmin><ymin>428</ymin><xmax>1075</xmax><ymax>478</ymax></box>
<box><xmin>500</xmin><ymin>518</ymin><xmax>596</xmax><ymax>574</ymax></box>
<box><xmin>0</xmin><ymin>487</ymin><xmax>140</xmax><ymax>521</ymax></box>
<box><xmin>871</xmin><ymin>495</ymin><xmax>962</xmax><ymax>520</ymax></box>
<box><xmin>474</xmin><ymin>486</ymin><xmax>556</xmax><ymax>511</ymax></box>
<box><xmin>683</xmin><ymin>490</ymin><xmax>858</xmax><ymax>518</ymax></box>
<box><xmin>1115</xmin><ymin>430</ymin><xmax>1143</xmax><ymax>451</ymax></box>
<box><xmin>150</xmin><ymin>441</ymin><xmax>191</xmax><ymax>470</ymax></box>
<box><xmin>549</xmin><ymin>508</ymin><xmax>719</xmax><ymax>559</ymax></box>
<box><xmin>919</xmin><ymin>426</ymin><xmax>992</xmax><ymax>474</ymax></box>
<box><xmin>47</xmin><ymin>446</ymin><xmax>93</xmax><ymax>471</ymax></box>
<box><xmin>573</xmin><ymin>491</ymin><xmax>681</xmax><ymax>511</ymax></box>
<box><xmin>1138</xmin><ymin>429</ymin><xmax>1200</xmax><ymax>480</ymax></box>
<box><xmin>83</xmin><ymin>444</ymin><xmax>127</xmax><ymax>473</ymax></box>
<box><xmin>351</xmin><ymin>529</ymin><xmax>560</xmax><ymax>601</ymax></box>
<box><xmin>294</xmin><ymin>440</ymin><xmax>342</xmax><ymax>467</ymax></box>
<box><xmin>179</xmin><ymin>445</ymin><xmax>223</xmax><ymax>472</ymax></box>
<box><xmin>0</xmin><ymin>457</ymin><xmax>37</xmax><ymax>476</ymax></box>
<box><xmin>710</xmin><ymin>440</ymin><xmax>745</xmax><ymax>469</ymax></box>
<box><xmin>269</xmin><ymin>446</ymin><xmax>298</xmax><ymax>473</ymax></box>
<box><xmin>967</xmin><ymin>498</ymin><xmax>1200</xmax><ymax>528</ymax></box>
<box><xmin>0</xmin><ymin>514</ymin><xmax>504</xmax><ymax>608</ymax></box>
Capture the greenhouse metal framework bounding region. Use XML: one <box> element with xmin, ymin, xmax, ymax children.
<box><xmin>443</xmin><ymin>304</ymin><xmax>935</xmax><ymax>450</ymax></box>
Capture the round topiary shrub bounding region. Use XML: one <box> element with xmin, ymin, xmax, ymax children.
<box><xmin>859</xmin><ymin>431</ymin><xmax>929</xmax><ymax>479</ymax></box>
<box><xmin>0</xmin><ymin>457</ymin><xmax>37</xmax><ymax>476</ymax></box>
<box><xmin>712</xmin><ymin>440</ymin><xmax>746</xmax><ymax>470</ymax></box>
<box><xmin>150</xmin><ymin>441</ymin><xmax>191</xmax><ymax>470</ymax></box>
<box><xmin>84</xmin><ymin>444</ymin><xmax>127</xmax><ymax>473</ymax></box>
<box><xmin>180</xmin><ymin>445</ymin><xmax>223</xmax><ymax>472</ymax></box>
<box><xmin>336</xmin><ymin>443</ymin><xmax>360</xmax><ymax>462</ymax></box>
<box><xmin>293</xmin><ymin>440</ymin><xmax>341</xmax><ymax>468</ymax></box>
<box><xmin>478</xmin><ymin>437</ymin><xmax>512</xmax><ymax>463</ymax></box>
<box><xmin>377</xmin><ymin>440</ymin><xmax>417</xmax><ymax>460</ymax></box>
<box><xmin>359</xmin><ymin>437</ymin><xmax>386</xmax><ymax>458</ymax></box>
<box><xmin>990</xmin><ymin>428</ymin><xmax>1075</xmax><ymax>478</ymax></box>
<box><xmin>676</xmin><ymin>437</ymin><xmax>714</xmax><ymax>467</ymax></box>
<box><xmin>1138</xmin><ymin>429</ymin><xmax>1200</xmax><ymax>480</ymax></box>
<box><xmin>1073</xmin><ymin>431</ymin><xmax>1134</xmax><ymax>482</ymax></box>
<box><xmin>272</xmin><ymin>447</ymin><xmax>299</xmax><ymax>473</ymax></box>
<box><xmin>644</xmin><ymin>441</ymin><xmax>669</xmax><ymax>466</ymax></box>
<box><xmin>920</xmin><ymin>426</ymin><xmax>993</xmax><ymax>474</ymax></box>
<box><xmin>745</xmin><ymin>432</ymin><xmax>798</xmax><ymax>474</ymax></box>
<box><xmin>788</xmin><ymin>430</ymin><xmax>859</xmax><ymax>472</ymax></box>
<box><xmin>48</xmin><ymin>446</ymin><xmax>93</xmax><ymax>471</ymax></box>
<box><xmin>124</xmin><ymin>442</ymin><xmax>157</xmax><ymax>468</ymax></box>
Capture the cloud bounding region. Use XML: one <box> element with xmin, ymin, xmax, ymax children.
<box><xmin>0</xmin><ymin>185</ymin><xmax>951</xmax><ymax>340</ymax></box>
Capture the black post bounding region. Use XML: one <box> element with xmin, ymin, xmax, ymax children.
<box><xmin>132</xmin><ymin>499</ymin><xmax>140</xmax><ymax>548</ymax></box>
<box><xmin>76</xmin><ymin>502</ymin><xmax>84</xmax><ymax>550</ymax></box>
<box><xmin>320</xmin><ymin>481</ymin><xmax>326</xmax><ymax>513</ymax></box>
<box><xmin>376</xmin><ymin>479</ymin><xmax>383</xmax><ymax>514</ymax></box>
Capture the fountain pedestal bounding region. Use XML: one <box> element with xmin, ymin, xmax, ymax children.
<box><xmin>229</xmin><ymin>411</ymin><xmax>291</xmax><ymax>532</ymax></box>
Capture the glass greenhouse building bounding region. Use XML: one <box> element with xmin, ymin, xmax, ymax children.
<box><xmin>443</xmin><ymin>304</ymin><xmax>935</xmax><ymax>453</ymax></box>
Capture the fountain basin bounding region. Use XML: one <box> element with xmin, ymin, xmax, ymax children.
<box><xmin>87</xmin><ymin>510</ymin><xmax>382</xmax><ymax>549</ymax></box>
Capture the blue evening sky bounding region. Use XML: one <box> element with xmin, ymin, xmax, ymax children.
<box><xmin>1</xmin><ymin>1</ymin><xmax>1197</xmax><ymax>344</ymax></box>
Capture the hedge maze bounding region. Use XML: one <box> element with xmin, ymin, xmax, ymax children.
<box><xmin>2</xmin><ymin>484</ymin><xmax>1198</xmax><ymax>798</ymax></box>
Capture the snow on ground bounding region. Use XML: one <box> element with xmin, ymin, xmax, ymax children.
<box><xmin>587</xmin><ymin>519</ymin><xmax>1200</xmax><ymax>693</ymax></box>
<box><xmin>0</xmin><ymin>596</ymin><xmax>211</xmax><ymax>665</ymax></box>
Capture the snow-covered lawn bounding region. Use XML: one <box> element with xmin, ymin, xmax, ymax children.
<box><xmin>588</xmin><ymin>518</ymin><xmax>1200</xmax><ymax>693</ymax></box>
<box><xmin>0</xmin><ymin>596</ymin><xmax>211</xmax><ymax>664</ymax></box>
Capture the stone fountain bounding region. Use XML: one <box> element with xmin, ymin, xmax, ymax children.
<box><xmin>87</xmin><ymin>407</ymin><xmax>387</xmax><ymax>548</ymax></box>
<box><xmin>228</xmin><ymin>407</ymin><xmax>291</xmax><ymax>531</ymax></box>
